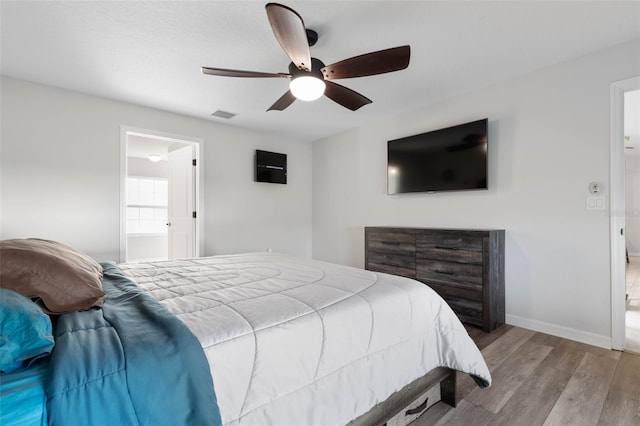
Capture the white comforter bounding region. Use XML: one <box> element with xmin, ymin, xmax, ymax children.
<box><xmin>119</xmin><ymin>253</ymin><xmax>491</xmax><ymax>425</ymax></box>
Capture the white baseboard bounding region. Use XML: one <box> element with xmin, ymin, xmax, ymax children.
<box><xmin>628</xmin><ymin>252</ymin><xmax>640</xmax><ymax>257</ymax></box>
<box><xmin>506</xmin><ymin>314</ymin><xmax>612</xmax><ymax>350</ymax></box>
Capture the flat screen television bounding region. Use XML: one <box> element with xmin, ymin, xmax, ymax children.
<box><xmin>387</xmin><ymin>118</ymin><xmax>488</xmax><ymax>194</ymax></box>
<box><xmin>256</xmin><ymin>150</ymin><xmax>287</xmax><ymax>184</ymax></box>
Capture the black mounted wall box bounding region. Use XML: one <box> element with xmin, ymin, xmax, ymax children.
<box><xmin>255</xmin><ymin>150</ymin><xmax>287</xmax><ymax>184</ymax></box>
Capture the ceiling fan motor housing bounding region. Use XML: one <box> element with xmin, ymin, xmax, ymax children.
<box><xmin>289</xmin><ymin>57</ymin><xmax>326</xmax><ymax>79</ymax></box>
<box><xmin>306</xmin><ymin>29</ymin><xmax>318</xmax><ymax>46</ymax></box>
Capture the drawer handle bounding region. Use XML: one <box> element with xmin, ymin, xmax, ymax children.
<box><xmin>435</xmin><ymin>245</ymin><xmax>459</xmax><ymax>251</ymax></box>
<box><xmin>434</xmin><ymin>269</ymin><xmax>456</xmax><ymax>276</ymax></box>
<box><xmin>405</xmin><ymin>397</ymin><xmax>429</xmax><ymax>416</ymax></box>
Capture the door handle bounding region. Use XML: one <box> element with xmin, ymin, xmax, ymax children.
<box><xmin>166</xmin><ymin>222</ymin><xmax>171</xmax><ymax>227</ymax></box>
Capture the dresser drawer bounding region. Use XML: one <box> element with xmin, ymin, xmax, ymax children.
<box><xmin>416</xmin><ymin>260</ymin><xmax>483</xmax><ymax>291</ymax></box>
<box><xmin>425</xmin><ymin>281</ymin><xmax>482</xmax><ymax>303</ymax></box>
<box><xmin>439</xmin><ymin>296</ymin><xmax>483</xmax><ymax>327</ymax></box>
<box><xmin>367</xmin><ymin>252</ymin><xmax>416</xmax><ymax>279</ymax></box>
<box><xmin>416</xmin><ymin>234</ymin><xmax>482</xmax><ymax>264</ymax></box>
<box><xmin>448</xmin><ymin>304</ymin><xmax>484</xmax><ymax>327</ymax></box>
<box><xmin>368</xmin><ymin>232</ymin><xmax>416</xmax><ymax>256</ymax></box>
<box><xmin>367</xmin><ymin>251</ymin><xmax>415</xmax><ymax>269</ymax></box>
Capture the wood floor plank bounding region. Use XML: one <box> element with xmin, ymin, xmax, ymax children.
<box><xmin>597</xmin><ymin>394</ymin><xmax>640</xmax><ymax>426</ymax></box>
<box><xmin>537</xmin><ymin>338</ymin><xmax>593</xmax><ymax>374</ymax></box>
<box><xmin>479</xmin><ymin>326</ymin><xmax>536</xmax><ymax>370</ymax></box>
<box><xmin>582</xmin><ymin>343</ymin><xmax>621</xmax><ymax>361</ymax></box>
<box><xmin>543</xmin><ymin>352</ymin><xmax>618</xmax><ymax>426</ymax></box>
<box><xmin>490</xmin><ymin>365</ymin><xmax>572</xmax><ymax>426</ymax></box>
<box><xmin>528</xmin><ymin>331</ymin><xmax>562</xmax><ymax>348</ymax></box>
<box><xmin>598</xmin><ymin>352</ymin><xmax>640</xmax><ymax>426</ymax></box>
<box><xmin>433</xmin><ymin>400</ymin><xmax>495</xmax><ymax>426</ymax></box>
<box><xmin>465</xmin><ymin>324</ymin><xmax>513</xmax><ymax>351</ymax></box>
<box><xmin>465</xmin><ymin>339</ymin><xmax>553</xmax><ymax>413</ymax></box>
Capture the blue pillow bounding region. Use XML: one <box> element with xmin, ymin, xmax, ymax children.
<box><xmin>0</xmin><ymin>289</ymin><xmax>55</xmax><ymax>374</ymax></box>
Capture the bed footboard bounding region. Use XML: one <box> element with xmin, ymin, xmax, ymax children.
<box><xmin>348</xmin><ymin>367</ymin><xmax>456</xmax><ymax>426</ymax></box>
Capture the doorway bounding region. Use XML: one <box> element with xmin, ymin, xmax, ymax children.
<box><xmin>611</xmin><ymin>76</ymin><xmax>640</xmax><ymax>351</ymax></box>
<box><xmin>624</xmin><ymin>89</ymin><xmax>640</xmax><ymax>353</ymax></box>
<box><xmin>120</xmin><ymin>127</ymin><xmax>201</xmax><ymax>263</ymax></box>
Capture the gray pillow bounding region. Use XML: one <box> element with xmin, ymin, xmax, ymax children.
<box><xmin>0</xmin><ymin>239</ymin><xmax>105</xmax><ymax>314</ymax></box>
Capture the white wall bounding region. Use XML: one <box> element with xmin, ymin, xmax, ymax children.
<box><xmin>312</xmin><ymin>39</ymin><xmax>640</xmax><ymax>347</ymax></box>
<box><xmin>128</xmin><ymin>157</ymin><xmax>168</xmax><ymax>178</ymax></box>
<box><xmin>1</xmin><ymin>77</ymin><xmax>312</xmax><ymax>261</ymax></box>
<box><xmin>127</xmin><ymin>234</ymin><xmax>168</xmax><ymax>262</ymax></box>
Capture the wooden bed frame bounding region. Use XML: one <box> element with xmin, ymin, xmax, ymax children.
<box><xmin>349</xmin><ymin>367</ymin><xmax>456</xmax><ymax>426</ymax></box>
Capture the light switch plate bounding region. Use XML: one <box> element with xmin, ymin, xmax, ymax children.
<box><xmin>586</xmin><ymin>196</ymin><xmax>606</xmax><ymax>210</ymax></box>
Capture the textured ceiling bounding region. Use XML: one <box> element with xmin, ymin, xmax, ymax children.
<box><xmin>2</xmin><ymin>1</ymin><xmax>639</xmax><ymax>142</ymax></box>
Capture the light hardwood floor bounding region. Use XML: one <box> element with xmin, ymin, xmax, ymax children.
<box><xmin>412</xmin><ymin>325</ymin><xmax>640</xmax><ymax>426</ymax></box>
<box><xmin>626</xmin><ymin>256</ymin><xmax>640</xmax><ymax>353</ymax></box>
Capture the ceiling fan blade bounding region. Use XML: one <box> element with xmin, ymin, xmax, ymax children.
<box><xmin>267</xmin><ymin>90</ymin><xmax>296</xmax><ymax>111</ymax></box>
<box><xmin>324</xmin><ymin>81</ymin><xmax>372</xmax><ymax>111</ymax></box>
<box><xmin>321</xmin><ymin>45</ymin><xmax>411</xmax><ymax>80</ymax></box>
<box><xmin>201</xmin><ymin>67</ymin><xmax>289</xmax><ymax>78</ymax></box>
<box><xmin>265</xmin><ymin>3</ymin><xmax>312</xmax><ymax>72</ymax></box>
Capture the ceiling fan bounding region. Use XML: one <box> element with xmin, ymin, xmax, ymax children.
<box><xmin>201</xmin><ymin>2</ymin><xmax>411</xmax><ymax>112</ymax></box>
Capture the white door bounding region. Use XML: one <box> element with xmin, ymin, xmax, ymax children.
<box><xmin>168</xmin><ymin>144</ymin><xmax>195</xmax><ymax>259</ymax></box>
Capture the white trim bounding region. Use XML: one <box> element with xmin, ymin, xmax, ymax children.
<box><xmin>119</xmin><ymin>127</ymin><xmax>128</xmax><ymax>263</ymax></box>
<box><xmin>191</xmin><ymin>143</ymin><xmax>200</xmax><ymax>259</ymax></box>
<box><xmin>506</xmin><ymin>314</ymin><xmax>611</xmax><ymax>350</ymax></box>
<box><xmin>610</xmin><ymin>76</ymin><xmax>640</xmax><ymax>351</ymax></box>
<box><xmin>120</xmin><ymin>126</ymin><xmax>204</xmax><ymax>262</ymax></box>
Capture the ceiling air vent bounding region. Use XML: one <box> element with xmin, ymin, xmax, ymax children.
<box><xmin>211</xmin><ymin>110</ymin><xmax>237</xmax><ymax>119</ymax></box>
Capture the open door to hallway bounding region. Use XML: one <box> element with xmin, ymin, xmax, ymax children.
<box><xmin>611</xmin><ymin>76</ymin><xmax>640</xmax><ymax>351</ymax></box>
<box><xmin>121</xmin><ymin>128</ymin><xmax>200</xmax><ymax>262</ymax></box>
<box><xmin>624</xmin><ymin>88</ymin><xmax>640</xmax><ymax>353</ymax></box>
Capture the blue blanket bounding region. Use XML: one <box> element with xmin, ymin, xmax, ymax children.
<box><xmin>0</xmin><ymin>360</ymin><xmax>48</xmax><ymax>426</ymax></box>
<box><xmin>45</xmin><ymin>262</ymin><xmax>222</xmax><ymax>426</ymax></box>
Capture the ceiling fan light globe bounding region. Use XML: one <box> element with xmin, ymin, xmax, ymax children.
<box><xmin>289</xmin><ymin>76</ymin><xmax>326</xmax><ymax>101</ymax></box>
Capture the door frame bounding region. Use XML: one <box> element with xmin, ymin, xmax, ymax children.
<box><xmin>120</xmin><ymin>126</ymin><xmax>203</xmax><ymax>263</ymax></box>
<box><xmin>610</xmin><ymin>76</ymin><xmax>640</xmax><ymax>350</ymax></box>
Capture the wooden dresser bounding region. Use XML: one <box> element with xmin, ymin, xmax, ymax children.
<box><xmin>365</xmin><ymin>227</ymin><xmax>505</xmax><ymax>332</ymax></box>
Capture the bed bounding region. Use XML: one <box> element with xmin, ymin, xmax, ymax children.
<box><xmin>1</xmin><ymin>239</ymin><xmax>491</xmax><ymax>426</ymax></box>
